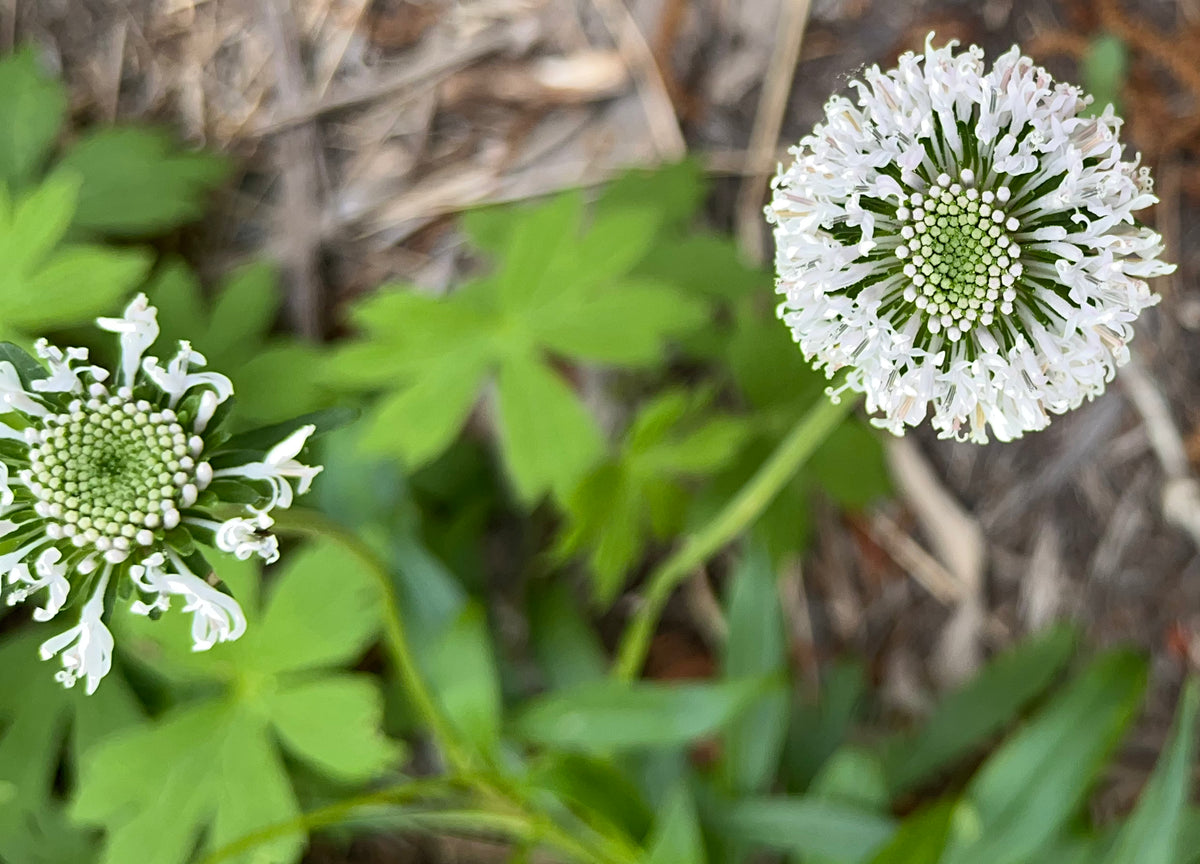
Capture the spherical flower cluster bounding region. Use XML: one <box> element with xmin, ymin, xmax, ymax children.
<box><xmin>767</xmin><ymin>35</ymin><xmax>1175</xmax><ymax>442</ymax></box>
<box><xmin>0</xmin><ymin>295</ymin><xmax>322</xmax><ymax>693</ymax></box>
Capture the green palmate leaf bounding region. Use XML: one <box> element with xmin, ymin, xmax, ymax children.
<box><xmin>59</xmin><ymin>128</ymin><xmax>227</xmax><ymax>236</ymax></box>
<box><xmin>77</xmin><ymin>539</ymin><xmax>400</xmax><ymax>864</ymax></box>
<box><xmin>715</xmin><ymin>797</ymin><xmax>895</xmax><ymax>863</ymax></box>
<box><xmin>0</xmin><ymin>48</ymin><xmax>67</xmax><ymax>190</ymax></box>
<box><xmin>941</xmin><ymin>650</ymin><xmax>1147</xmax><ymax>864</ymax></box>
<box><xmin>512</xmin><ymin>679</ymin><xmax>761</xmax><ymax>752</ymax></box>
<box><xmin>265</xmin><ymin>676</ymin><xmax>401</xmax><ymax>782</ymax></box>
<box><xmin>424</xmin><ymin>603</ymin><xmax>502</xmax><ymax>756</ymax></box>
<box><xmin>0</xmin><ymin>631</ymin><xmax>141</xmax><ymax>864</ymax></box>
<box><xmin>719</xmin><ymin>541</ymin><xmax>789</xmax><ymax>795</ymax></box>
<box><xmin>528</xmin><ymin>279</ymin><xmax>707</xmax><ymax>367</ymax></box>
<box><xmin>329</xmin><ymin>172</ymin><xmax>714</xmax><ymax>498</ymax></box>
<box><xmin>883</xmin><ymin>625</ymin><xmax>1078</xmax><ymax>795</ymax></box>
<box><xmin>1101</xmin><ymin>677</ymin><xmax>1200</xmax><ymax>864</ymax></box>
<box><xmin>527</xmin><ymin>582</ymin><xmax>607</xmax><ymax>691</ymax></box>
<box><xmin>865</xmin><ymin>802</ymin><xmax>956</xmax><ymax>864</ymax></box>
<box><xmin>6</xmin><ymin>244</ymin><xmax>151</xmax><ymax>330</ymax></box>
<box><xmin>644</xmin><ymin>784</ymin><xmax>705</xmax><ymax>864</ymax></box>
<box><xmin>360</xmin><ymin>353</ymin><xmax>489</xmax><ymax>465</ymax></box>
<box><xmin>496</xmin><ymin>354</ymin><xmax>604</xmax><ymax>502</ymax></box>
<box><xmin>559</xmin><ymin>390</ymin><xmax>748</xmax><ymax>604</ymax></box>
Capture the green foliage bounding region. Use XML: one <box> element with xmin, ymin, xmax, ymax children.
<box><xmin>331</xmin><ymin>186</ymin><xmax>712</xmax><ymax>503</ymax></box>
<box><xmin>1082</xmin><ymin>34</ymin><xmax>1128</xmax><ymax>116</ymax></box>
<box><xmin>0</xmin><ymin>633</ymin><xmax>141</xmax><ymax>864</ymax></box>
<box><xmin>881</xmin><ymin>625</ymin><xmax>1078</xmax><ymax>795</ymax></box>
<box><xmin>718</xmin><ymin>541</ymin><xmax>789</xmax><ymax>796</ymax></box>
<box><xmin>58</xmin><ymin>128</ymin><xmax>228</xmax><ymax>237</ymax></box>
<box><xmin>512</xmin><ymin>679</ymin><xmax>762</xmax><ymax>752</ymax></box>
<box><xmin>72</xmin><ymin>543</ymin><xmax>400</xmax><ymax>864</ymax></box>
<box><xmin>146</xmin><ymin>260</ymin><xmax>329</xmax><ymax>425</ymax></box>
<box><xmin>558</xmin><ymin>389</ymin><xmax>748</xmax><ymax>604</ymax></box>
<box><xmin>0</xmin><ymin>48</ymin><xmax>67</xmax><ymax>190</ymax></box>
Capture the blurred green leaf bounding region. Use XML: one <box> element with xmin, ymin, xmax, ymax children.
<box><xmin>812</xmin><ymin>747</ymin><xmax>889</xmax><ymax>811</ymax></box>
<box><xmin>530</xmin><ymin>752</ymin><xmax>653</xmax><ymax>842</ymax></box>
<box><xmin>811</xmin><ymin>419</ymin><xmax>891</xmax><ymax>508</ymax></box>
<box><xmin>78</xmin><ymin>539</ymin><xmax>399</xmax><ymax>864</ymax></box>
<box><xmin>883</xmin><ymin>625</ymin><xmax>1078</xmax><ymax>795</ymax></box>
<box><xmin>528</xmin><ymin>581</ymin><xmax>607</xmax><ymax>691</ymax></box>
<box><xmin>0</xmin><ymin>48</ymin><xmax>67</xmax><ymax>190</ymax></box>
<box><xmin>513</xmin><ymin>679</ymin><xmax>761</xmax><ymax>752</ymax></box>
<box><xmin>559</xmin><ymin>390</ymin><xmax>748</xmax><ymax>605</ymax></box>
<box><xmin>0</xmin><ymin>631</ymin><xmax>141</xmax><ymax>864</ymax></box>
<box><xmin>425</xmin><ymin>603</ymin><xmax>502</xmax><ymax>756</ymax></box>
<box><xmin>865</xmin><ymin>802</ymin><xmax>956</xmax><ymax>864</ymax></box>
<box><xmin>719</xmin><ymin>541</ymin><xmax>789</xmax><ymax>795</ymax></box>
<box><xmin>59</xmin><ymin>128</ymin><xmax>227</xmax><ymax>236</ymax></box>
<box><xmin>1101</xmin><ymin>677</ymin><xmax>1200</xmax><ymax>864</ymax></box>
<box><xmin>941</xmin><ymin>650</ymin><xmax>1147</xmax><ymax>864</ymax></box>
<box><xmin>715</xmin><ymin>797</ymin><xmax>895</xmax><ymax>862</ymax></box>
<box><xmin>496</xmin><ymin>353</ymin><xmax>605</xmax><ymax>502</ymax></box>
<box><xmin>330</xmin><ymin>170</ymin><xmax>715</xmax><ymax>502</ymax></box>
<box><xmin>784</xmin><ymin>661</ymin><xmax>867</xmax><ymax>792</ymax></box>
<box><xmin>644</xmin><ymin>784</ymin><xmax>705</xmax><ymax>864</ymax></box>
<box><xmin>1082</xmin><ymin>34</ymin><xmax>1128</xmax><ymax>115</ymax></box>
<box><xmin>596</xmin><ymin>159</ymin><xmax>704</xmax><ymax>233</ymax></box>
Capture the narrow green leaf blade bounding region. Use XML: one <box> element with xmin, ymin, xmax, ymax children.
<box><xmin>1102</xmin><ymin>677</ymin><xmax>1200</xmax><ymax>864</ymax></box>
<box><xmin>884</xmin><ymin>625</ymin><xmax>1078</xmax><ymax>795</ymax></box>
<box><xmin>644</xmin><ymin>785</ymin><xmax>706</xmax><ymax>864</ymax></box>
<box><xmin>866</xmin><ymin>802</ymin><xmax>956</xmax><ymax>864</ymax></box>
<box><xmin>512</xmin><ymin>679</ymin><xmax>760</xmax><ymax>752</ymax></box>
<box><xmin>425</xmin><ymin>603</ymin><xmax>503</xmax><ymax>755</ymax></box>
<box><xmin>720</xmin><ymin>541</ymin><xmax>788</xmax><ymax>794</ymax></box>
<box><xmin>716</xmin><ymin>797</ymin><xmax>895</xmax><ymax>862</ymax></box>
<box><xmin>943</xmin><ymin>650</ymin><xmax>1147</xmax><ymax>864</ymax></box>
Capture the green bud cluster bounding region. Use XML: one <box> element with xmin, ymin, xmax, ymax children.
<box><xmin>894</xmin><ymin>170</ymin><xmax>1024</xmax><ymax>342</ymax></box>
<box><xmin>25</xmin><ymin>396</ymin><xmax>204</xmax><ymax>555</ymax></box>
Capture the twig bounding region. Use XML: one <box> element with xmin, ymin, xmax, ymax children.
<box><xmin>1120</xmin><ymin>356</ymin><xmax>1200</xmax><ymax>549</ymax></box>
<box><xmin>734</xmin><ymin>0</ymin><xmax>812</xmax><ymax>263</ymax></box>
<box><xmin>867</xmin><ymin>510</ymin><xmax>963</xmax><ymax>605</ymax></box>
<box><xmin>260</xmin><ymin>0</ymin><xmax>325</xmax><ymax>338</ymax></box>
<box><xmin>252</xmin><ymin>23</ymin><xmax>531</xmax><ymax>136</ymax></box>
<box><xmin>886</xmin><ymin>437</ymin><xmax>986</xmax><ymax>686</ymax></box>
<box><xmin>590</xmin><ymin>0</ymin><xmax>686</xmax><ymax>160</ymax></box>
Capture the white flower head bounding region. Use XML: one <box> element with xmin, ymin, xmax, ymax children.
<box><xmin>39</xmin><ymin>569</ymin><xmax>114</xmax><ymax>695</ymax></box>
<box><xmin>767</xmin><ymin>35</ymin><xmax>1174</xmax><ymax>443</ymax></box>
<box><xmin>0</xmin><ymin>296</ymin><xmax>323</xmax><ymax>691</ymax></box>
<box><xmin>214</xmin><ymin>512</ymin><xmax>280</xmax><ymax>564</ymax></box>
<box><xmin>97</xmin><ymin>293</ymin><xmax>159</xmax><ymax>390</ymax></box>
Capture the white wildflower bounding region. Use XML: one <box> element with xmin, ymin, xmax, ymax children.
<box><xmin>0</xmin><ymin>294</ymin><xmax>322</xmax><ymax>691</ymax></box>
<box><xmin>767</xmin><ymin>35</ymin><xmax>1174</xmax><ymax>442</ymax></box>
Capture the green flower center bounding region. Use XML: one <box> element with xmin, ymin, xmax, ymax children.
<box><xmin>27</xmin><ymin>397</ymin><xmax>198</xmax><ymax>552</ymax></box>
<box><xmin>895</xmin><ymin>172</ymin><xmax>1023</xmax><ymax>342</ymax></box>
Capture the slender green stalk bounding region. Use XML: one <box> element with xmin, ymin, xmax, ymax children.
<box><xmin>612</xmin><ymin>394</ymin><xmax>855</xmax><ymax>681</ymax></box>
<box><xmin>272</xmin><ymin>508</ymin><xmax>474</xmax><ymax>775</ymax></box>
<box><xmin>197</xmin><ymin>779</ymin><xmax>458</xmax><ymax>864</ymax></box>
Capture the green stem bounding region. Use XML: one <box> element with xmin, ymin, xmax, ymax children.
<box><xmin>197</xmin><ymin>779</ymin><xmax>458</xmax><ymax>864</ymax></box>
<box><xmin>271</xmin><ymin>508</ymin><xmax>474</xmax><ymax>776</ymax></box>
<box><xmin>612</xmin><ymin>394</ymin><xmax>856</xmax><ymax>681</ymax></box>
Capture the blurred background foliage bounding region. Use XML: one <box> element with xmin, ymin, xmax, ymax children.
<box><xmin>0</xmin><ymin>31</ymin><xmax>1196</xmax><ymax>864</ymax></box>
